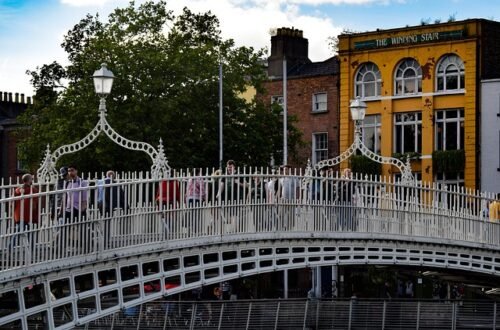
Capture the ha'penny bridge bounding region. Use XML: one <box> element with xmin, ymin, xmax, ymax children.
<box><xmin>0</xmin><ymin>64</ymin><xmax>498</xmax><ymax>329</ymax></box>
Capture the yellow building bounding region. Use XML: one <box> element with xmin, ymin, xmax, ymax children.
<box><xmin>338</xmin><ymin>19</ymin><xmax>500</xmax><ymax>189</ymax></box>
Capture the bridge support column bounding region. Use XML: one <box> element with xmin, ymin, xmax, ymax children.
<box><xmin>314</xmin><ymin>267</ymin><xmax>322</xmax><ymax>298</ymax></box>
<box><xmin>283</xmin><ymin>270</ymin><xmax>288</xmax><ymax>299</ymax></box>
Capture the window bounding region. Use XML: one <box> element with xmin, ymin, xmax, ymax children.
<box><xmin>312</xmin><ymin>93</ymin><xmax>327</xmax><ymax>112</ymax></box>
<box><xmin>435</xmin><ymin>109</ymin><xmax>464</xmax><ymax>151</ymax></box>
<box><xmin>271</xmin><ymin>95</ymin><xmax>283</xmax><ymax>107</ymax></box>
<box><xmin>361</xmin><ymin>115</ymin><xmax>381</xmax><ymax>154</ymax></box>
<box><xmin>436</xmin><ymin>54</ymin><xmax>465</xmax><ymax>92</ymax></box>
<box><xmin>394</xmin><ymin>112</ymin><xmax>422</xmax><ymax>154</ymax></box>
<box><xmin>355</xmin><ymin>62</ymin><xmax>382</xmax><ymax>98</ymax></box>
<box><xmin>395</xmin><ymin>59</ymin><xmax>422</xmax><ymax>96</ymax></box>
<box><xmin>312</xmin><ymin>133</ymin><xmax>328</xmax><ymax>165</ymax></box>
<box><xmin>436</xmin><ymin>172</ymin><xmax>464</xmax><ymax>188</ymax></box>
<box><xmin>16</xmin><ymin>146</ymin><xmax>27</xmax><ymax>172</ymax></box>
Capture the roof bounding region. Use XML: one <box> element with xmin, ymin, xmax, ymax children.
<box><xmin>287</xmin><ymin>56</ymin><xmax>339</xmax><ymax>78</ymax></box>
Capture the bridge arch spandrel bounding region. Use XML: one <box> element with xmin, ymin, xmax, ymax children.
<box><xmin>1</xmin><ymin>238</ymin><xmax>499</xmax><ymax>329</ymax></box>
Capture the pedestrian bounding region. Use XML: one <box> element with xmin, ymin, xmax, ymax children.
<box><xmin>337</xmin><ymin>168</ymin><xmax>356</xmax><ymax>231</ymax></box>
<box><xmin>185</xmin><ymin>168</ymin><xmax>207</xmax><ymax>234</ymax></box>
<box><xmin>381</xmin><ymin>281</ymin><xmax>392</xmax><ymax>299</ymax></box>
<box><xmin>217</xmin><ymin>160</ymin><xmax>246</xmax><ymax>232</ymax></box>
<box><xmin>278</xmin><ymin>165</ymin><xmax>300</xmax><ymax>230</ymax></box>
<box><xmin>12</xmin><ymin>174</ymin><xmax>39</xmax><ymax>253</ymax></box>
<box><xmin>405</xmin><ymin>280</ymin><xmax>414</xmax><ymax>298</ymax></box>
<box><xmin>186</xmin><ymin>168</ymin><xmax>207</xmax><ymax>207</ymax></box>
<box><xmin>97</xmin><ymin>170</ymin><xmax>126</xmax><ymax>249</ymax></box>
<box><xmin>489</xmin><ymin>194</ymin><xmax>500</xmax><ymax>223</ymax></box>
<box><xmin>63</xmin><ymin>165</ymin><xmax>89</xmax><ymax>254</ymax></box>
<box><xmin>156</xmin><ymin>174</ymin><xmax>181</xmax><ymax>236</ymax></box>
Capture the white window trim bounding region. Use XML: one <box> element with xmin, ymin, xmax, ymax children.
<box><xmin>393</xmin><ymin>112</ymin><xmax>422</xmax><ymax>154</ymax></box>
<box><xmin>361</xmin><ymin>115</ymin><xmax>381</xmax><ymax>154</ymax></box>
<box><xmin>312</xmin><ymin>92</ymin><xmax>328</xmax><ymax>113</ymax></box>
<box><xmin>394</xmin><ymin>59</ymin><xmax>422</xmax><ymax>96</ymax></box>
<box><xmin>435</xmin><ymin>54</ymin><xmax>465</xmax><ymax>92</ymax></box>
<box><xmin>312</xmin><ymin>132</ymin><xmax>328</xmax><ymax>165</ymax></box>
<box><xmin>355</xmin><ymin>62</ymin><xmax>382</xmax><ymax>98</ymax></box>
<box><xmin>271</xmin><ymin>95</ymin><xmax>283</xmax><ymax>106</ymax></box>
<box><xmin>434</xmin><ymin>109</ymin><xmax>464</xmax><ymax>151</ymax></box>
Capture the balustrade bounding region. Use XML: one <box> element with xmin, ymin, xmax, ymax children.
<box><xmin>0</xmin><ymin>168</ymin><xmax>498</xmax><ymax>278</ymax></box>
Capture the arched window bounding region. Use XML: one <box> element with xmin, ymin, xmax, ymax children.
<box><xmin>355</xmin><ymin>62</ymin><xmax>382</xmax><ymax>98</ymax></box>
<box><xmin>436</xmin><ymin>54</ymin><xmax>465</xmax><ymax>92</ymax></box>
<box><xmin>394</xmin><ymin>59</ymin><xmax>422</xmax><ymax>96</ymax></box>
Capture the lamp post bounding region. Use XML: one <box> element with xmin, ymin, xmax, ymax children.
<box><xmin>37</xmin><ymin>63</ymin><xmax>171</xmax><ymax>183</ymax></box>
<box><xmin>93</xmin><ymin>63</ymin><xmax>115</xmax><ymax>113</ymax></box>
<box><xmin>311</xmin><ymin>98</ymin><xmax>414</xmax><ymax>184</ymax></box>
<box><xmin>93</xmin><ymin>63</ymin><xmax>115</xmax><ymax>96</ymax></box>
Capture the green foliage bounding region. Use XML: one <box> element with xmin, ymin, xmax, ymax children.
<box><xmin>392</xmin><ymin>152</ymin><xmax>420</xmax><ymax>162</ymax></box>
<box><xmin>432</xmin><ymin>149</ymin><xmax>465</xmax><ymax>174</ymax></box>
<box><xmin>17</xmin><ymin>1</ymin><xmax>301</xmax><ymax>172</ymax></box>
<box><xmin>350</xmin><ymin>155</ymin><xmax>381</xmax><ymax>176</ymax></box>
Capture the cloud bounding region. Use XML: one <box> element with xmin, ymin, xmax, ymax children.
<box><xmin>169</xmin><ymin>0</ymin><xmax>343</xmax><ymax>61</ymax></box>
<box><xmin>60</xmin><ymin>0</ymin><xmax>118</xmax><ymax>6</ymax></box>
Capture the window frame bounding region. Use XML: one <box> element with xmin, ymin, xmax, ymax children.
<box><xmin>361</xmin><ymin>114</ymin><xmax>382</xmax><ymax>154</ymax></box>
<box><xmin>354</xmin><ymin>62</ymin><xmax>382</xmax><ymax>99</ymax></box>
<box><xmin>394</xmin><ymin>59</ymin><xmax>422</xmax><ymax>96</ymax></box>
<box><xmin>393</xmin><ymin>112</ymin><xmax>422</xmax><ymax>154</ymax></box>
<box><xmin>312</xmin><ymin>92</ymin><xmax>328</xmax><ymax>113</ymax></box>
<box><xmin>435</xmin><ymin>54</ymin><xmax>465</xmax><ymax>92</ymax></box>
<box><xmin>271</xmin><ymin>95</ymin><xmax>283</xmax><ymax>107</ymax></box>
<box><xmin>312</xmin><ymin>132</ymin><xmax>328</xmax><ymax>165</ymax></box>
<box><xmin>434</xmin><ymin>109</ymin><xmax>464</xmax><ymax>151</ymax></box>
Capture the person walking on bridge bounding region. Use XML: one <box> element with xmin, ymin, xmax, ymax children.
<box><xmin>63</xmin><ymin>165</ymin><xmax>89</xmax><ymax>254</ymax></box>
<box><xmin>11</xmin><ymin>173</ymin><xmax>39</xmax><ymax>259</ymax></box>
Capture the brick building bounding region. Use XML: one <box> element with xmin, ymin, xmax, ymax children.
<box><xmin>261</xmin><ymin>28</ymin><xmax>340</xmax><ymax>167</ymax></box>
<box><xmin>0</xmin><ymin>91</ymin><xmax>32</xmax><ymax>179</ymax></box>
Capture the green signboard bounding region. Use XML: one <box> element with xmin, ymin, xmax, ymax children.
<box><xmin>354</xmin><ymin>30</ymin><xmax>465</xmax><ymax>50</ymax></box>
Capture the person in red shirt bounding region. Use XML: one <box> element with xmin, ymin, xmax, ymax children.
<box><xmin>12</xmin><ymin>173</ymin><xmax>39</xmax><ymax>247</ymax></box>
<box><xmin>156</xmin><ymin>178</ymin><xmax>181</xmax><ymax>208</ymax></box>
<box><xmin>156</xmin><ymin>177</ymin><xmax>181</xmax><ymax>236</ymax></box>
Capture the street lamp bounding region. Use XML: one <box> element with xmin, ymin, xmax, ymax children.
<box><xmin>310</xmin><ymin>98</ymin><xmax>414</xmax><ymax>184</ymax></box>
<box><xmin>93</xmin><ymin>63</ymin><xmax>115</xmax><ymax>97</ymax></box>
<box><xmin>37</xmin><ymin>63</ymin><xmax>171</xmax><ymax>183</ymax></box>
<box><xmin>349</xmin><ymin>98</ymin><xmax>367</xmax><ymax>122</ymax></box>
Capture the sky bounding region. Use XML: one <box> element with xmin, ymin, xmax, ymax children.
<box><xmin>1</xmin><ymin>0</ymin><xmax>499</xmax><ymax>97</ymax></box>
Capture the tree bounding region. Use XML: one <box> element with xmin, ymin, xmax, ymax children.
<box><xmin>18</xmin><ymin>1</ymin><xmax>301</xmax><ymax>173</ymax></box>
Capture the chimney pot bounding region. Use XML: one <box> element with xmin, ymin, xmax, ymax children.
<box><xmin>8</xmin><ymin>93</ymin><xmax>12</xmax><ymax>102</ymax></box>
<box><xmin>21</xmin><ymin>94</ymin><xmax>25</xmax><ymax>104</ymax></box>
<box><xmin>15</xmin><ymin>93</ymin><xmax>19</xmax><ymax>103</ymax></box>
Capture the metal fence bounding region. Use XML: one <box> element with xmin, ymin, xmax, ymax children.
<box><xmin>73</xmin><ymin>298</ymin><xmax>500</xmax><ymax>330</ymax></box>
<box><xmin>1</xmin><ymin>168</ymin><xmax>499</xmax><ymax>279</ymax></box>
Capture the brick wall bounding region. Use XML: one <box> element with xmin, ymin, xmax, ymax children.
<box><xmin>260</xmin><ymin>74</ymin><xmax>340</xmax><ymax>167</ymax></box>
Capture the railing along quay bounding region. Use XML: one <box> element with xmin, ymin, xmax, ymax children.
<box><xmin>0</xmin><ymin>168</ymin><xmax>499</xmax><ymax>280</ymax></box>
<box><xmin>71</xmin><ymin>298</ymin><xmax>500</xmax><ymax>330</ymax></box>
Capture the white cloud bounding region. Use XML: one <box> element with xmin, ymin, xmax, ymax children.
<box><xmin>2</xmin><ymin>0</ymin><xmax>345</xmax><ymax>96</ymax></box>
<box><xmin>60</xmin><ymin>0</ymin><xmax>121</xmax><ymax>7</ymax></box>
<box><xmin>169</xmin><ymin>0</ymin><xmax>342</xmax><ymax>61</ymax></box>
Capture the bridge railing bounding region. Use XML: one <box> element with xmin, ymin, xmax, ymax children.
<box><xmin>71</xmin><ymin>298</ymin><xmax>500</xmax><ymax>330</ymax></box>
<box><xmin>0</xmin><ymin>168</ymin><xmax>498</xmax><ymax>280</ymax></box>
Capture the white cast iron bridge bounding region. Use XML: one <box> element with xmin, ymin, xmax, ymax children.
<box><xmin>0</xmin><ymin>169</ymin><xmax>499</xmax><ymax>329</ymax></box>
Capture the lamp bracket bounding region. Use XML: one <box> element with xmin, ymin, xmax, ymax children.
<box><xmin>312</xmin><ymin>123</ymin><xmax>414</xmax><ymax>185</ymax></box>
<box><xmin>37</xmin><ymin>97</ymin><xmax>170</xmax><ymax>183</ymax></box>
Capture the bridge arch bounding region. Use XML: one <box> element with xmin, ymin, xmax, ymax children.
<box><xmin>1</xmin><ymin>235</ymin><xmax>499</xmax><ymax>329</ymax></box>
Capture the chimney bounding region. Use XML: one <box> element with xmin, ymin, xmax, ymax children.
<box><xmin>268</xmin><ymin>27</ymin><xmax>310</xmax><ymax>77</ymax></box>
